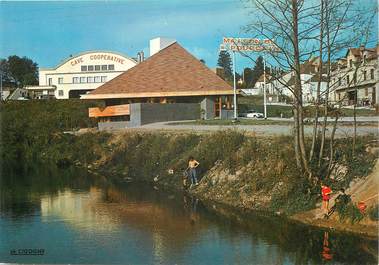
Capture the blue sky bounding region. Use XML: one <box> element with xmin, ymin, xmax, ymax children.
<box><xmin>0</xmin><ymin>0</ymin><xmax>377</xmax><ymax>72</ymax></box>
<box><xmin>0</xmin><ymin>0</ymin><xmax>256</xmax><ymax>71</ymax></box>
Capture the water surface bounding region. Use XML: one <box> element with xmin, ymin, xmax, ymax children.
<box><xmin>0</xmin><ymin>167</ymin><xmax>377</xmax><ymax>264</ymax></box>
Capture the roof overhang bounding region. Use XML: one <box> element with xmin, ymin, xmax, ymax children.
<box><xmin>81</xmin><ymin>90</ymin><xmax>235</xmax><ymax>99</ymax></box>
<box><xmin>25</xmin><ymin>85</ymin><xmax>56</xmax><ymax>90</ymax></box>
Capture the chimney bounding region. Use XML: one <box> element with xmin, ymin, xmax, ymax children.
<box><xmin>150</xmin><ymin>37</ymin><xmax>177</xmax><ymax>56</ymax></box>
<box><xmin>137</xmin><ymin>51</ymin><xmax>145</xmax><ymax>63</ymax></box>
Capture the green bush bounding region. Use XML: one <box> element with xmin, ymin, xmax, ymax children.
<box><xmin>337</xmin><ymin>202</ymin><xmax>364</xmax><ymax>224</ymax></box>
<box><xmin>0</xmin><ymin>99</ymin><xmax>103</xmax><ymax>171</ymax></box>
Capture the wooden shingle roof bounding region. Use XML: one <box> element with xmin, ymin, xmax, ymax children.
<box><xmin>83</xmin><ymin>42</ymin><xmax>233</xmax><ymax>99</ymax></box>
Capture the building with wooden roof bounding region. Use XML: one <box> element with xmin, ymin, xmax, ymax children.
<box><xmin>82</xmin><ymin>38</ymin><xmax>235</xmax><ymax>128</ymax></box>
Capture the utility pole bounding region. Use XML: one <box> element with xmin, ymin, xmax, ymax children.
<box><xmin>0</xmin><ymin>71</ymin><xmax>3</xmax><ymax>103</ymax></box>
<box><xmin>263</xmin><ymin>54</ymin><xmax>267</xmax><ymax>119</ymax></box>
<box><xmin>232</xmin><ymin>51</ymin><xmax>237</xmax><ymax>119</ymax></box>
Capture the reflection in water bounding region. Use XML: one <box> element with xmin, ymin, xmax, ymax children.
<box><xmin>0</xmin><ymin>167</ymin><xmax>378</xmax><ymax>265</ymax></box>
<box><xmin>321</xmin><ymin>231</ymin><xmax>333</xmax><ymax>261</ymax></box>
<box><xmin>40</xmin><ymin>187</ymin><xmax>122</xmax><ymax>232</ymax></box>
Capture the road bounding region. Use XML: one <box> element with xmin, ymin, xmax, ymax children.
<box><xmin>135</xmin><ymin>118</ymin><xmax>378</xmax><ymax>138</ymax></box>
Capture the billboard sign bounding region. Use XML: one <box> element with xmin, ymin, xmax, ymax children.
<box><xmin>221</xmin><ymin>37</ymin><xmax>280</xmax><ymax>52</ymax></box>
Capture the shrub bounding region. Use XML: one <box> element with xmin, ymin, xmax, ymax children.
<box><xmin>337</xmin><ymin>202</ymin><xmax>364</xmax><ymax>224</ymax></box>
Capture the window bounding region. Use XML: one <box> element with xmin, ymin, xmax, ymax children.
<box><xmin>58</xmin><ymin>77</ymin><xmax>63</xmax><ymax>84</ymax></box>
<box><xmin>371</xmin><ymin>69</ymin><xmax>374</xmax><ymax>80</ymax></box>
<box><xmin>346</xmin><ymin>75</ymin><xmax>349</xmax><ymax>84</ymax></box>
<box><xmin>58</xmin><ymin>90</ymin><xmax>64</xmax><ymax>96</ymax></box>
<box><xmin>95</xmin><ymin>65</ymin><xmax>100</xmax><ymax>71</ymax></box>
<box><xmin>94</xmin><ymin>76</ymin><xmax>101</xmax><ymax>83</ymax></box>
<box><xmin>338</xmin><ymin>77</ymin><xmax>341</xmax><ymax>86</ymax></box>
<box><xmin>48</xmin><ymin>78</ymin><xmax>52</xmax><ymax>85</ymax></box>
<box><xmin>108</xmin><ymin>64</ymin><xmax>115</xmax><ymax>70</ymax></box>
<box><xmin>101</xmin><ymin>65</ymin><xmax>108</xmax><ymax>71</ymax></box>
<box><xmin>365</xmin><ymin>88</ymin><xmax>368</xmax><ymax>97</ymax></box>
<box><xmin>87</xmin><ymin>76</ymin><xmax>94</xmax><ymax>83</ymax></box>
<box><xmin>73</xmin><ymin>77</ymin><xmax>79</xmax><ymax>83</ymax></box>
<box><xmin>81</xmin><ymin>66</ymin><xmax>87</xmax><ymax>72</ymax></box>
<box><xmin>349</xmin><ymin>59</ymin><xmax>353</xmax><ymax>67</ymax></box>
<box><xmin>88</xmin><ymin>65</ymin><xmax>94</xmax><ymax>71</ymax></box>
<box><xmin>101</xmin><ymin>76</ymin><xmax>107</xmax><ymax>83</ymax></box>
<box><xmin>80</xmin><ymin>77</ymin><xmax>86</xmax><ymax>83</ymax></box>
<box><xmin>363</xmin><ymin>71</ymin><xmax>367</xmax><ymax>81</ymax></box>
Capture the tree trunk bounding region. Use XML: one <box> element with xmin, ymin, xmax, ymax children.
<box><xmin>292</xmin><ymin>0</ymin><xmax>310</xmax><ymax>174</ymax></box>
<box><xmin>293</xmin><ymin>106</ymin><xmax>302</xmax><ymax>169</ymax></box>
<box><xmin>318</xmin><ymin>0</ymin><xmax>331</xmax><ymax>167</ymax></box>
<box><xmin>352</xmin><ymin>102</ymin><xmax>357</xmax><ymax>157</ymax></box>
<box><xmin>309</xmin><ymin>0</ymin><xmax>324</xmax><ymax>162</ymax></box>
<box><xmin>327</xmin><ymin>113</ymin><xmax>339</xmax><ymax>176</ymax></box>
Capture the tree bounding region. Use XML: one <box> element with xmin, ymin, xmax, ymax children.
<box><xmin>250</xmin><ymin>56</ymin><xmax>264</xmax><ymax>87</ymax></box>
<box><xmin>243</xmin><ymin>0</ymin><xmax>374</xmax><ymax>179</ymax></box>
<box><xmin>0</xmin><ymin>55</ymin><xmax>38</xmax><ymax>88</ymax></box>
<box><xmin>217</xmin><ymin>51</ymin><xmax>233</xmax><ymax>81</ymax></box>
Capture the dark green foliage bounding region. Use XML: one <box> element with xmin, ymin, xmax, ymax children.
<box><xmin>337</xmin><ymin>203</ymin><xmax>364</xmax><ymax>224</ymax></box>
<box><xmin>250</xmin><ymin>56</ymin><xmax>264</xmax><ymax>88</ymax></box>
<box><xmin>217</xmin><ymin>50</ymin><xmax>233</xmax><ymax>80</ymax></box>
<box><xmin>0</xmin><ymin>55</ymin><xmax>39</xmax><ymax>87</ymax></box>
<box><xmin>0</xmin><ymin>100</ymin><xmax>103</xmax><ymax>172</ymax></box>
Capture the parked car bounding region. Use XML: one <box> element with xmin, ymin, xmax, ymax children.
<box><xmin>239</xmin><ymin>110</ymin><xmax>264</xmax><ymax>118</ymax></box>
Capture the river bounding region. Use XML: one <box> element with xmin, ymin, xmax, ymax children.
<box><xmin>0</xmin><ymin>166</ymin><xmax>377</xmax><ymax>264</ymax></box>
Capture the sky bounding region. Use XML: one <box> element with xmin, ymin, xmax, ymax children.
<box><xmin>0</xmin><ymin>0</ymin><xmax>377</xmax><ymax>72</ymax></box>
<box><xmin>0</xmin><ymin>0</ymin><xmax>257</xmax><ymax>72</ymax></box>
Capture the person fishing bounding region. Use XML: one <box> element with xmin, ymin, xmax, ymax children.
<box><xmin>327</xmin><ymin>188</ymin><xmax>351</xmax><ymax>218</ymax></box>
<box><xmin>187</xmin><ymin>156</ymin><xmax>200</xmax><ymax>187</ymax></box>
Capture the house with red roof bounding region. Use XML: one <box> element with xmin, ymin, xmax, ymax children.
<box><xmin>81</xmin><ymin>38</ymin><xmax>235</xmax><ymax>129</ymax></box>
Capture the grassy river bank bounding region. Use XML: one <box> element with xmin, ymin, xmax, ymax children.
<box><xmin>1</xmin><ymin>100</ymin><xmax>378</xmax><ymax>238</ymax></box>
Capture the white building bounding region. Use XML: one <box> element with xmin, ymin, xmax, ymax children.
<box><xmin>241</xmin><ymin>73</ymin><xmax>277</xmax><ymax>96</ymax></box>
<box><xmin>26</xmin><ymin>51</ymin><xmax>137</xmax><ymax>99</ymax></box>
<box><xmin>330</xmin><ymin>46</ymin><xmax>378</xmax><ymax>106</ymax></box>
<box><xmin>273</xmin><ymin>57</ymin><xmax>328</xmax><ymax>103</ymax></box>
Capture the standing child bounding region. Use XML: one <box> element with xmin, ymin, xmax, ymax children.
<box><xmin>188</xmin><ymin>156</ymin><xmax>200</xmax><ymax>187</ymax></box>
<box><xmin>321</xmin><ymin>182</ymin><xmax>332</xmax><ymax>214</ymax></box>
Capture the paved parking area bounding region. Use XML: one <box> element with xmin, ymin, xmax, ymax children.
<box><xmin>137</xmin><ymin>118</ymin><xmax>378</xmax><ymax>138</ymax></box>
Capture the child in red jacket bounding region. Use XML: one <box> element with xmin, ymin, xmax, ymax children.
<box><xmin>321</xmin><ymin>182</ymin><xmax>332</xmax><ymax>214</ymax></box>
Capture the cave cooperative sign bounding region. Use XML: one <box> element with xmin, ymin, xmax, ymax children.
<box><xmin>70</xmin><ymin>54</ymin><xmax>125</xmax><ymax>66</ymax></box>
<box><xmin>221</xmin><ymin>37</ymin><xmax>280</xmax><ymax>52</ymax></box>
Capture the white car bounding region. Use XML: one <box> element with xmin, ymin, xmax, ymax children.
<box><xmin>246</xmin><ymin>110</ymin><xmax>264</xmax><ymax>119</ymax></box>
